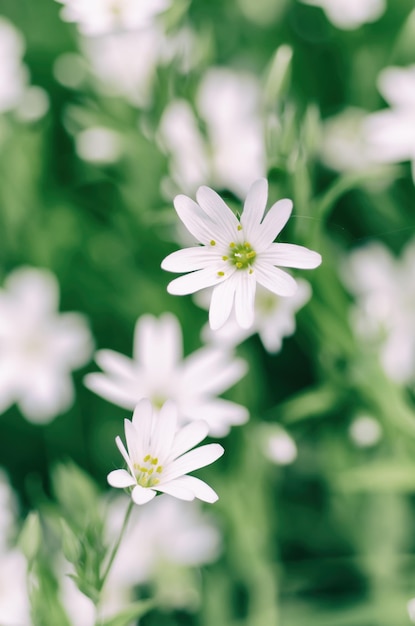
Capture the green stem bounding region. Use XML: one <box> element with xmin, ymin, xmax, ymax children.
<box><xmin>99</xmin><ymin>499</ymin><xmax>134</xmax><ymax>591</ymax></box>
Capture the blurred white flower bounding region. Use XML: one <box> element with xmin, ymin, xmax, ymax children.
<box><xmin>261</xmin><ymin>424</ymin><xmax>298</xmax><ymax>465</ymax></box>
<box><xmin>0</xmin><ymin>549</ymin><xmax>30</xmax><ymax>626</ymax></box>
<box><xmin>161</xmin><ymin>178</ymin><xmax>321</xmax><ymax>331</ymax></box>
<box><xmin>364</xmin><ymin>66</ymin><xmax>415</xmax><ymax>183</ymax></box>
<box><xmin>349</xmin><ymin>415</ymin><xmax>382</xmax><ymax>448</ymax></box>
<box><xmin>14</xmin><ymin>85</ymin><xmax>50</xmax><ymax>123</ymax></box>
<box><xmin>109</xmin><ymin>494</ymin><xmax>221</xmax><ymax>585</ymax></box>
<box><xmin>199</xmin><ymin>279</ymin><xmax>311</xmax><ymax>353</ymax></box>
<box><xmin>408</xmin><ymin>597</ymin><xmax>415</xmax><ymax>623</ymax></box>
<box><xmin>159</xmin><ymin>100</ymin><xmax>210</xmax><ymax>196</ymax></box>
<box><xmin>342</xmin><ymin>240</ymin><xmax>415</xmax><ymax>383</ymax></box>
<box><xmin>85</xmin><ymin>313</ymin><xmax>248</xmax><ymax>436</ymax></box>
<box><xmin>320</xmin><ymin>107</ymin><xmax>377</xmax><ymax>173</ymax></box>
<box><xmin>56</xmin><ymin>0</ymin><xmax>171</xmax><ymax>36</ymax></box>
<box><xmin>159</xmin><ymin>68</ymin><xmax>266</xmax><ymax>198</ymax></box>
<box><xmin>107</xmin><ymin>398</ymin><xmax>224</xmax><ymax>505</ymax></box>
<box><xmin>0</xmin><ymin>267</ymin><xmax>93</xmax><ymax>423</ymax></box>
<box><xmin>299</xmin><ymin>0</ymin><xmax>385</xmax><ymax>29</ymax></box>
<box><xmin>0</xmin><ymin>470</ymin><xmax>18</xmax><ymax>553</ymax></box>
<box><xmin>75</xmin><ymin>126</ymin><xmax>123</xmax><ymax>163</ymax></box>
<box><xmin>81</xmin><ymin>28</ymin><xmax>163</xmax><ymax>107</ymax></box>
<box><xmin>0</xmin><ymin>17</ymin><xmax>28</xmax><ymax>113</ymax></box>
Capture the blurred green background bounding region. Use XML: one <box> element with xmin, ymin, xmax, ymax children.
<box><xmin>1</xmin><ymin>0</ymin><xmax>415</xmax><ymax>624</ymax></box>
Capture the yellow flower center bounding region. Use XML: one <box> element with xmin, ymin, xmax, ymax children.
<box><xmin>227</xmin><ymin>242</ymin><xmax>256</xmax><ymax>270</ymax></box>
<box><xmin>134</xmin><ymin>454</ymin><xmax>163</xmax><ymax>488</ymax></box>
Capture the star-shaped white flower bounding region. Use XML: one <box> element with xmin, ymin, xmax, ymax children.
<box><xmin>161</xmin><ymin>179</ymin><xmax>322</xmax><ymax>330</ymax></box>
<box><xmin>0</xmin><ymin>267</ymin><xmax>93</xmax><ymax>423</ymax></box>
<box><xmin>85</xmin><ymin>313</ymin><xmax>248</xmax><ymax>436</ymax></box>
<box><xmin>108</xmin><ymin>399</ymin><xmax>224</xmax><ymax>505</ymax></box>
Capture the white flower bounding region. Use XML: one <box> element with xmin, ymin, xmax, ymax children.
<box><xmin>56</xmin><ymin>0</ymin><xmax>171</xmax><ymax>36</ymax></box>
<box><xmin>0</xmin><ymin>470</ymin><xmax>18</xmax><ymax>552</ymax></box>
<box><xmin>108</xmin><ymin>494</ymin><xmax>221</xmax><ymax>586</ymax></box>
<box><xmin>85</xmin><ymin>312</ymin><xmax>248</xmax><ymax>436</ymax></box>
<box><xmin>342</xmin><ymin>240</ymin><xmax>415</xmax><ymax>383</ymax></box>
<box><xmin>408</xmin><ymin>597</ymin><xmax>415</xmax><ymax>623</ymax></box>
<box><xmin>199</xmin><ymin>279</ymin><xmax>311</xmax><ymax>353</ymax></box>
<box><xmin>299</xmin><ymin>0</ymin><xmax>385</xmax><ymax>29</ymax></box>
<box><xmin>0</xmin><ymin>267</ymin><xmax>93</xmax><ymax>423</ymax></box>
<box><xmin>107</xmin><ymin>399</ymin><xmax>224</xmax><ymax>505</ymax></box>
<box><xmin>364</xmin><ymin>66</ymin><xmax>415</xmax><ymax>183</ymax></box>
<box><xmin>320</xmin><ymin>107</ymin><xmax>377</xmax><ymax>173</ymax></box>
<box><xmin>0</xmin><ymin>549</ymin><xmax>30</xmax><ymax>626</ymax></box>
<box><xmin>75</xmin><ymin>126</ymin><xmax>123</xmax><ymax>163</ymax></box>
<box><xmin>161</xmin><ymin>178</ymin><xmax>322</xmax><ymax>331</ymax></box>
<box><xmin>0</xmin><ymin>18</ymin><xmax>28</xmax><ymax>113</ymax></box>
<box><xmin>260</xmin><ymin>425</ymin><xmax>298</xmax><ymax>465</ymax></box>
<box><xmin>349</xmin><ymin>415</ymin><xmax>382</xmax><ymax>448</ymax></box>
<box><xmin>159</xmin><ymin>69</ymin><xmax>266</xmax><ymax>198</ymax></box>
<box><xmin>81</xmin><ymin>28</ymin><xmax>163</xmax><ymax>108</ymax></box>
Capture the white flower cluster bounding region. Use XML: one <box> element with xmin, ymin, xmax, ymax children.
<box><xmin>0</xmin><ymin>471</ymin><xmax>30</xmax><ymax>626</ymax></box>
<box><xmin>0</xmin><ymin>267</ymin><xmax>93</xmax><ymax>423</ymax></box>
<box><xmin>299</xmin><ymin>0</ymin><xmax>386</xmax><ymax>30</ymax></box>
<box><xmin>343</xmin><ymin>239</ymin><xmax>415</xmax><ymax>384</ymax></box>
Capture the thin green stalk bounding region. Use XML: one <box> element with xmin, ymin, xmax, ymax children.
<box><xmin>99</xmin><ymin>499</ymin><xmax>134</xmax><ymax>591</ymax></box>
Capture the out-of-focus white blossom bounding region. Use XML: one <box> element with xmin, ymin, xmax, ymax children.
<box><xmin>85</xmin><ymin>312</ymin><xmax>248</xmax><ymax>436</ymax></box>
<box><xmin>0</xmin><ymin>471</ymin><xmax>30</xmax><ymax>626</ymax></box>
<box><xmin>349</xmin><ymin>415</ymin><xmax>382</xmax><ymax>448</ymax></box>
<box><xmin>107</xmin><ymin>399</ymin><xmax>224</xmax><ymax>505</ymax></box>
<box><xmin>159</xmin><ymin>68</ymin><xmax>266</xmax><ymax>198</ymax></box>
<box><xmin>320</xmin><ymin>107</ymin><xmax>377</xmax><ymax>173</ymax></box>
<box><xmin>0</xmin><ymin>267</ymin><xmax>94</xmax><ymax>423</ymax></box>
<box><xmin>260</xmin><ymin>424</ymin><xmax>298</xmax><ymax>465</ymax></box>
<box><xmin>0</xmin><ymin>18</ymin><xmax>28</xmax><ymax>113</ymax></box>
<box><xmin>75</xmin><ymin>126</ymin><xmax>123</xmax><ymax>163</ymax></box>
<box><xmin>199</xmin><ymin>279</ymin><xmax>311</xmax><ymax>353</ymax></box>
<box><xmin>342</xmin><ymin>240</ymin><xmax>415</xmax><ymax>384</ymax></box>
<box><xmin>109</xmin><ymin>494</ymin><xmax>221</xmax><ymax>585</ymax></box>
<box><xmin>161</xmin><ymin>179</ymin><xmax>321</xmax><ymax>331</ymax></box>
<box><xmin>408</xmin><ymin>597</ymin><xmax>415</xmax><ymax>623</ymax></box>
<box><xmin>82</xmin><ymin>26</ymin><xmax>200</xmax><ymax>109</ymax></box>
<box><xmin>56</xmin><ymin>0</ymin><xmax>171</xmax><ymax>36</ymax></box>
<box><xmin>364</xmin><ymin>66</ymin><xmax>415</xmax><ymax>183</ymax></box>
<box><xmin>299</xmin><ymin>0</ymin><xmax>385</xmax><ymax>29</ymax></box>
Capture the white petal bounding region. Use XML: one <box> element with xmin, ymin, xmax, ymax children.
<box><xmin>6</xmin><ymin>267</ymin><xmax>59</xmax><ymax>321</ymax></box>
<box><xmin>194</xmin><ymin>399</ymin><xmax>249</xmax><ymax>437</ymax></box>
<box><xmin>196</xmin><ymin>186</ymin><xmax>240</xmax><ymax>242</ymax></box>
<box><xmin>260</xmin><ymin>243</ymin><xmax>322</xmax><ymax>269</ymax></box>
<box><xmin>94</xmin><ymin>350</ymin><xmax>136</xmax><ymax>380</ymax></box>
<box><xmin>168</xmin><ymin>420</ymin><xmax>210</xmax><ymax>461</ymax></box>
<box><xmin>254</xmin><ymin>264</ymin><xmax>297</xmax><ymax>297</ymax></box>
<box><xmin>167</xmin><ymin>267</ymin><xmax>228</xmax><ymax>296</ymax></box>
<box><xmin>240</xmin><ymin>178</ymin><xmax>268</xmax><ymax>234</ymax></box>
<box><xmin>83</xmin><ymin>374</ymin><xmax>137</xmax><ymax>409</ymax></box>
<box><xmin>107</xmin><ymin>469</ymin><xmax>136</xmax><ymax>488</ymax></box>
<box><xmin>253</xmin><ymin>199</ymin><xmax>293</xmax><ymax>251</ymax></box>
<box><xmin>173</xmin><ymin>194</ymin><xmax>218</xmax><ymax>245</ymax></box>
<box><xmin>234</xmin><ymin>272</ymin><xmax>256</xmax><ymax>329</ymax></box>
<box><xmin>209</xmin><ymin>274</ymin><xmax>238</xmax><ymax>330</ymax></box>
<box><xmin>132</xmin><ymin>399</ymin><xmax>153</xmax><ymax>450</ymax></box>
<box><xmin>164</xmin><ymin>443</ymin><xmax>224</xmax><ymax>482</ymax></box>
<box><xmin>151</xmin><ymin>399</ymin><xmax>178</xmax><ymax>462</ymax></box>
<box><xmin>182</xmin><ymin>346</ymin><xmax>247</xmax><ymax>396</ymax></box>
<box><xmin>131</xmin><ymin>485</ymin><xmax>157</xmax><ymax>505</ymax></box>
<box><xmin>161</xmin><ymin>247</ymin><xmax>221</xmax><ymax>272</ymax></box>
<box><xmin>156</xmin><ymin>480</ymin><xmax>195</xmax><ymax>500</ymax></box>
<box><xmin>173</xmin><ymin>476</ymin><xmax>219</xmax><ymax>503</ymax></box>
<box><xmin>133</xmin><ymin>313</ymin><xmax>182</xmax><ymax>374</ymax></box>
<box><xmin>115</xmin><ymin>434</ymin><xmax>136</xmax><ymax>477</ymax></box>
